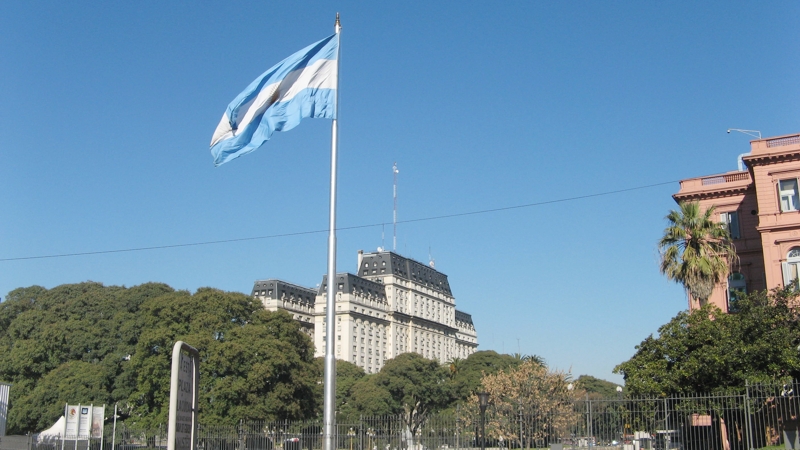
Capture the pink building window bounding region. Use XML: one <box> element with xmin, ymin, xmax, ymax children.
<box><xmin>727</xmin><ymin>273</ymin><xmax>746</xmax><ymax>310</ymax></box>
<box><xmin>781</xmin><ymin>247</ymin><xmax>800</xmax><ymax>288</ymax></box>
<box><xmin>720</xmin><ymin>212</ymin><xmax>740</xmax><ymax>239</ymax></box>
<box><xmin>779</xmin><ymin>179</ymin><xmax>799</xmax><ymax>212</ymax></box>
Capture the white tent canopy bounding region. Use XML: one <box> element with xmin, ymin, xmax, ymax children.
<box><xmin>37</xmin><ymin>416</ymin><xmax>65</xmax><ymax>442</ymax></box>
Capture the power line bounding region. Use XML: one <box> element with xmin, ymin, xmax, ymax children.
<box><xmin>0</xmin><ymin>179</ymin><xmax>678</xmax><ymax>262</ymax></box>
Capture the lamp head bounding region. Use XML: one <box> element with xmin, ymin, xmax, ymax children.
<box><xmin>478</xmin><ymin>392</ymin><xmax>489</xmax><ymax>408</ymax></box>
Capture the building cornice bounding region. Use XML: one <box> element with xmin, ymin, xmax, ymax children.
<box><xmin>756</xmin><ymin>220</ymin><xmax>800</xmax><ymax>233</ymax></box>
<box><xmin>673</xmin><ymin>184</ymin><xmax>751</xmax><ymax>202</ymax></box>
<box><xmin>743</xmin><ymin>149</ymin><xmax>800</xmax><ymax>167</ymax></box>
<box><xmin>456</xmin><ymin>338</ymin><xmax>479</xmax><ymax>347</ymax></box>
<box><xmin>322</xmin><ymin>309</ymin><xmax>391</xmax><ymax>325</ymax></box>
<box><xmin>390</xmin><ymin>311</ymin><xmax>459</xmax><ymax>334</ymax></box>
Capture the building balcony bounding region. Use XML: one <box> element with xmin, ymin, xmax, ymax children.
<box><xmin>674</xmin><ymin>171</ymin><xmax>752</xmax><ymax>202</ymax></box>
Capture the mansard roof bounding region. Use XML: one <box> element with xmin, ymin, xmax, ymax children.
<box><xmin>455</xmin><ymin>310</ymin><xmax>473</xmax><ymax>325</ymax></box>
<box><xmin>318</xmin><ymin>273</ymin><xmax>388</xmax><ymax>301</ymax></box>
<box><xmin>359</xmin><ymin>251</ymin><xmax>453</xmax><ymax>296</ymax></box>
<box><xmin>252</xmin><ymin>279</ymin><xmax>316</xmax><ymax>305</ymax></box>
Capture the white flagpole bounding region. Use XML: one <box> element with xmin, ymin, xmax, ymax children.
<box><xmin>323</xmin><ymin>12</ymin><xmax>341</xmax><ymax>450</ymax></box>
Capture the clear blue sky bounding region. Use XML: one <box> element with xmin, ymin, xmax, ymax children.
<box><xmin>2</xmin><ymin>1</ymin><xmax>798</xmax><ymax>384</ymax></box>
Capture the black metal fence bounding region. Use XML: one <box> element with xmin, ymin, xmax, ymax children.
<box><xmin>7</xmin><ymin>381</ymin><xmax>800</xmax><ymax>450</ymax></box>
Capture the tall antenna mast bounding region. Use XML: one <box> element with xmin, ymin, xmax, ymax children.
<box><xmin>393</xmin><ymin>162</ymin><xmax>399</xmax><ymax>251</ymax></box>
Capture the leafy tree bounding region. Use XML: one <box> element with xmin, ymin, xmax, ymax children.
<box><xmin>1</xmin><ymin>282</ymin><xmax>318</xmax><ymax>433</ymax></box>
<box><xmin>0</xmin><ymin>282</ymin><xmax>174</xmax><ymax>433</ymax></box>
<box><xmin>340</xmin><ymin>375</ymin><xmax>394</xmax><ymax>418</ymax></box>
<box><xmin>659</xmin><ymin>201</ymin><xmax>737</xmax><ymax>306</ymax></box>
<box><xmin>575</xmin><ymin>375</ymin><xmax>622</xmax><ymax>397</ymax></box>
<box><xmin>463</xmin><ymin>360</ymin><xmax>578</xmax><ymax>447</ymax></box>
<box><xmin>202</xmin><ymin>309</ymin><xmax>318</xmax><ymax>423</ymax></box>
<box><xmin>9</xmin><ymin>361</ymin><xmax>113</xmax><ymax>432</ymax></box>
<box><xmin>447</xmin><ymin>357</ymin><xmax>464</xmax><ymax>379</ymax></box>
<box><xmin>614</xmin><ymin>287</ymin><xmax>800</xmax><ymax>396</ymax></box>
<box><xmin>125</xmin><ymin>288</ymin><xmax>318</xmax><ymax>427</ymax></box>
<box><xmin>312</xmin><ymin>358</ymin><xmax>366</xmax><ymax>419</ymax></box>
<box><xmin>449</xmin><ymin>351</ymin><xmax>520</xmax><ymax>402</ymax></box>
<box><xmin>362</xmin><ymin>354</ymin><xmax>452</xmax><ymax>443</ymax></box>
<box><xmin>512</xmin><ymin>353</ymin><xmax>546</xmax><ymax>366</ymax></box>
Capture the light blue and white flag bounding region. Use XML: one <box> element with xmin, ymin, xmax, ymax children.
<box><xmin>210</xmin><ymin>34</ymin><xmax>339</xmax><ymax>166</ymax></box>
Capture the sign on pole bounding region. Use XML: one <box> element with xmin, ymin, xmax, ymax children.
<box><xmin>77</xmin><ymin>406</ymin><xmax>91</xmax><ymax>438</ymax></box>
<box><xmin>64</xmin><ymin>405</ymin><xmax>80</xmax><ymax>438</ymax></box>
<box><xmin>168</xmin><ymin>341</ymin><xmax>199</xmax><ymax>450</ymax></box>
<box><xmin>91</xmin><ymin>405</ymin><xmax>105</xmax><ymax>439</ymax></box>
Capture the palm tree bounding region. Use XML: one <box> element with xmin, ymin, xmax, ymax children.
<box><xmin>447</xmin><ymin>356</ymin><xmax>464</xmax><ymax>379</ymax></box>
<box><xmin>512</xmin><ymin>353</ymin><xmax>546</xmax><ymax>366</ymax></box>
<box><xmin>659</xmin><ymin>201</ymin><xmax>738</xmax><ymax>307</ymax></box>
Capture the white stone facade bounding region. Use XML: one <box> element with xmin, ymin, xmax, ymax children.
<box><xmin>254</xmin><ymin>250</ymin><xmax>478</xmax><ymax>374</ymax></box>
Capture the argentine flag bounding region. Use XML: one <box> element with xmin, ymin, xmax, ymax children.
<box><xmin>210</xmin><ymin>34</ymin><xmax>339</xmax><ymax>166</ymax></box>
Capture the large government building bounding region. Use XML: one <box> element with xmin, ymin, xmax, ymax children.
<box><xmin>252</xmin><ymin>249</ymin><xmax>478</xmax><ymax>373</ymax></box>
<box><xmin>673</xmin><ymin>132</ymin><xmax>800</xmax><ymax>312</ymax></box>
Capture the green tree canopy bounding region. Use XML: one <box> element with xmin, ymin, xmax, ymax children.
<box><xmin>125</xmin><ymin>288</ymin><xmax>317</xmax><ymax>427</ymax></box>
<box><xmin>448</xmin><ymin>351</ymin><xmax>521</xmax><ymax>402</ymax></box>
<box><xmin>575</xmin><ymin>375</ymin><xmax>622</xmax><ymax>397</ymax></box>
<box><xmin>0</xmin><ymin>282</ymin><xmax>318</xmax><ymax>433</ymax></box>
<box><xmin>0</xmin><ymin>282</ymin><xmax>174</xmax><ymax>433</ymax></box>
<box><xmin>614</xmin><ymin>287</ymin><xmax>800</xmax><ymax>396</ymax></box>
<box><xmin>341</xmin><ymin>375</ymin><xmax>395</xmax><ymax>418</ymax></box>
<box><xmin>659</xmin><ymin>201</ymin><xmax>737</xmax><ymax>306</ymax></box>
<box><xmin>378</xmin><ymin>353</ymin><xmax>452</xmax><ymax>435</ymax></box>
<box><xmin>312</xmin><ymin>357</ymin><xmax>366</xmax><ymax>419</ymax></box>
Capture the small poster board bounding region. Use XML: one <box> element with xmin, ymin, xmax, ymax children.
<box><xmin>91</xmin><ymin>405</ymin><xmax>105</xmax><ymax>439</ymax></box>
<box><xmin>62</xmin><ymin>403</ymin><xmax>105</xmax><ymax>450</ymax></box>
<box><xmin>168</xmin><ymin>341</ymin><xmax>200</xmax><ymax>450</ymax></box>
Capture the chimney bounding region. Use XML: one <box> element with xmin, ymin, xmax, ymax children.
<box><xmin>357</xmin><ymin>250</ymin><xmax>364</xmax><ymax>272</ymax></box>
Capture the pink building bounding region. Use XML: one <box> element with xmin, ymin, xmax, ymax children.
<box><xmin>674</xmin><ymin>133</ymin><xmax>800</xmax><ymax>311</ymax></box>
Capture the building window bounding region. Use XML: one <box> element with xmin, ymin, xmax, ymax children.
<box><xmin>779</xmin><ymin>179</ymin><xmax>800</xmax><ymax>212</ymax></box>
<box><xmin>719</xmin><ymin>211</ymin><xmax>741</xmax><ymax>239</ymax></box>
<box><xmin>727</xmin><ymin>272</ymin><xmax>746</xmax><ymax>309</ymax></box>
<box><xmin>782</xmin><ymin>247</ymin><xmax>800</xmax><ymax>288</ymax></box>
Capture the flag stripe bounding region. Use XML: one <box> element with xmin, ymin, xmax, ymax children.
<box><xmin>210</xmin><ymin>34</ymin><xmax>338</xmax><ymax>166</ymax></box>
<box><xmin>237</xmin><ymin>59</ymin><xmax>337</xmax><ymax>137</ymax></box>
<box><xmin>210</xmin><ymin>58</ymin><xmax>337</xmax><ymax>148</ymax></box>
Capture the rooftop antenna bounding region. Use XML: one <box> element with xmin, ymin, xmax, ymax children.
<box><xmin>393</xmin><ymin>162</ymin><xmax>399</xmax><ymax>251</ymax></box>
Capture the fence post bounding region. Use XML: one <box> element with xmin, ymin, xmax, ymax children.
<box><xmin>111</xmin><ymin>404</ymin><xmax>117</xmax><ymax>450</ymax></box>
<box><xmin>745</xmin><ymin>381</ymin><xmax>754</xmax><ymax>450</ymax></box>
<box><xmin>455</xmin><ymin>405</ymin><xmax>460</xmax><ymax>450</ymax></box>
<box><xmin>397</xmin><ymin>414</ymin><xmax>402</xmax><ymax>450</ymax></box>
<box><xmin>238</xmin><ymin>419</ymin><xmax>243</xmax><ymax>450</ymax></box>
<box><xmin>585</xmin><ymin>394</ymin><xmax>591</xmax><ymax>446</ymax></box>
<box><xmin>359</xmin><ymin>416</ymin><xmax>363</xmax><ymax>450</ymax></box>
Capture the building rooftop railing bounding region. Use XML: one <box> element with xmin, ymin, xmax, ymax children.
<box><xmin>700</xmin><ymin>171</ymin><xmax>750</xmax><ymax>186</ymax></box>
<box><xmin>676</xmin><ymin>170</ymin><xmax>752</xmax><ymax>199</ymax></box>
<box><xmin>766</xmin><ymin>134</ymin><xmax>800</xmax><ymax>148</ymax></box>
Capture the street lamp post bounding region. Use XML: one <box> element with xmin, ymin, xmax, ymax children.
<box><xmin>478</xmin><ymin>392</ymin><xmax>489</xmax><ymax>450</ymax></box>
<box><xmin>616</xmin><ymin>386</ymin><xmax>623</xmax><ymax>448</ymax></box>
